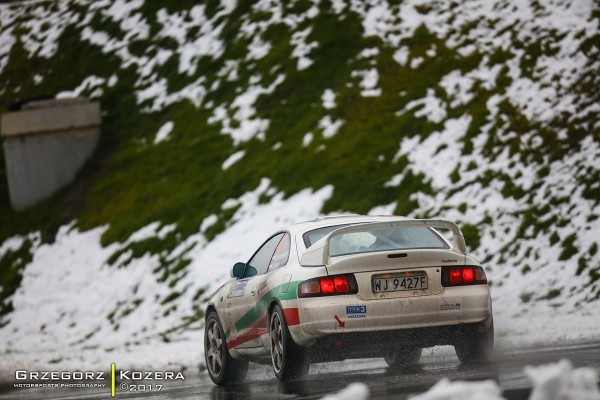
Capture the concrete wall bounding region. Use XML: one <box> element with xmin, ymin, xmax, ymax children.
<box><xmin>1</xmin><ymin>98</ymin><xmax>100</xmax><ymax>210</ymax></box>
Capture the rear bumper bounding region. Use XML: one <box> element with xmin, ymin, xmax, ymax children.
<box><xmin>289</xmin><ymin>286</ymin><xmax>492</xmax><ymax>348</ymax></box>
<box><xmin>308</xmin><ymin>317</ymin><xmax>493</xmax><ymax>362</ymax></box>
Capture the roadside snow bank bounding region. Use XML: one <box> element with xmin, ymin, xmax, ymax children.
<box><xmin>410</xmin><ymin>378</ymin><xmax>504</xmax><ymax>400</ymax></box>
<box><xmin>409</xmin><ymin>359</ymin><xmax>600</xmax><ymax>400</ymax></box>
<box><xmin>525</xmin><ymin>359</ymin><xmax>600</xmax><ymax>400</ymax></box>
<box><xmin>320</xmin><ymin>383</ymin><xmax>370</xmax><ymax>400</ymax></box>
<box><xmin>0</xmin><ymin>182</ymin><xmax>333</xmax><ymax>381</ymax></box>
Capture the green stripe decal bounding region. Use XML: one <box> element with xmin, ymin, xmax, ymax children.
<box><xmin>234</xmin><ymin>281</ymin><xmax>302</xmax><ymax>332</ymax></box>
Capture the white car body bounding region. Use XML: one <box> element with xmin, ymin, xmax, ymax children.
<box><xmin>204</xmin><ymin>215</ymin><xmax>494</xmax><ymax>384</ymax></box>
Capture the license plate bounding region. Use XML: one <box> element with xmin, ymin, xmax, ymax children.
<box><xmin>371</xmin><ymin>272</ymin><xmax>428</xmax><ymax>293</ymax></box>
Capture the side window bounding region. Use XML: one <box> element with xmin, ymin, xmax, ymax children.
<box><xmin>245</xmin><ymin>233</ymin><xmax>285</xmax><ymax>277</ymax></box>
<box><xmin>268</xmin><ymin>233</ymin><xmax>290</xmax><ymax>272</ymax></box>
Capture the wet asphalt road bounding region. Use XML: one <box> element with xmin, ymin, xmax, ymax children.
<box><xmin>2</xmin><ymin>342</ymin><xmax>600</xmax><ymax>400</ymax></box>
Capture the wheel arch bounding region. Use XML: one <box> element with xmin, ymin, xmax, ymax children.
<box><xmin>267</xmin><ymin>299</ymin><xmax>303</xmax><ymax>345</ymax></box>
<box><xmin>268</xmin><ymin>299</ymin><xmax>282</xmax><ymax>320</ymax></box>
<box><xmin>205</xmin><ymin>304</ymin><xmax>218</xmax><ymax>320</ymax></box>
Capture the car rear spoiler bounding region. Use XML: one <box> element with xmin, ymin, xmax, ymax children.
<box><xmin>299</xmin><ymin>219</ymin><xmax>467</xmax><ymax>267</ymax></box>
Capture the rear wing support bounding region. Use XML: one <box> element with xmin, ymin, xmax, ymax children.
<box><xmin>300</xmin><ymin>219</ymin><xmax>467</xmax><ymax>267</ymax></box>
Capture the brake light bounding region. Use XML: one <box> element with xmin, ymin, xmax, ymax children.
<box><xmin>442</xmin><ymin>266</ymin><xmax>487</xmax><ymax>287</ymax></box>
<box><xmin>463</xmin><ymin>268</ymin><xmax>474</xmax><ymax>283</ymax></box>
<box><xmin>334</xmin><ymin>276</ymin><xmax>349</xmax><ymax>293</ymax></box>
<box><xmin>298</xmin><ymin>274</ymin><xmax>358</xmax><ymax>298</ymax></box>
<box><xmin>449</xmin><ymin>269</ymin><xmax>462</xmax><ymax>284</ymax></box>
<box><xmin>320</xmin><ymin>278</ymin><xmax>335</xmax><ymax>294</ymax></box>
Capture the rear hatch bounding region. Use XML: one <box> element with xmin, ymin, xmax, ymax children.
<box><xmin>327</xmin><ymin>248</ymin><xmax>464</xmax><ymax>299</ymax></box>
<box><xmin>300</xmin><ymin>219</ymin><xmax>469</xmax><ymax>300</ymax></box>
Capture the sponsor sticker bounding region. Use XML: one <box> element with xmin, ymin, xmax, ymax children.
<box><xmin>439</xmin><ymin>297</ymin><xmax>462</xmax><ymax>311</ymax></box>
<box><xmin>346</xmin><ymin>305</ymin><xmax>367</xmax><ymax>319</ymax></box>
<box><xmin>228</xmin><ymin>279</ymin><xmax>249</xmax><ymax>298</ymax></box>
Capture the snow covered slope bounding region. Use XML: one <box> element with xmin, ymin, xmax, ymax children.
<box><xmin>0</xmin><ymin>0</ymin><xmax>598</xmax><ymax>374</ymax></box>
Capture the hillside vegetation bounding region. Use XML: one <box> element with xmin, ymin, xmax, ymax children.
<box><xmin>0</xmin><ymin>0</ymin><xmax>598</xmax><ymax>367</ymax></box>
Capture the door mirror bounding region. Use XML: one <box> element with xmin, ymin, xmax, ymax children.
<box><xmin>231</xmin><ymin>262</ymin><xmax>246</xmax><ymax>278</ymax></box>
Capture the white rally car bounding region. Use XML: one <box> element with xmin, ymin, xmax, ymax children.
<box><xmin>204</xmin><ymin>215</ymin><xmax>493</xmax><ymax>385</ymax></box>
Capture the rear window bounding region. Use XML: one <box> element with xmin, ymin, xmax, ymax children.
<box><xmin>303</xmin><ymin>224</ymin><xmax>350</xmax><ymax>248</ymax></box>
<box><xmin>329</xmin><ymin>226</ymin><xmax>448</xmax><ymax>256</ymax></box>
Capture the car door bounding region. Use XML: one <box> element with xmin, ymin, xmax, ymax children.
<box><xmin>226</xmin><ymin>232</ymin><xmax>287</xmax><ymax>349</ymax></box>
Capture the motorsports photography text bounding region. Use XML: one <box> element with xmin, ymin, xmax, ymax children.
<box><xmin>11</xmin><ymin>365</ymin><xmax>185</xmax><ymax>397</ymax></box>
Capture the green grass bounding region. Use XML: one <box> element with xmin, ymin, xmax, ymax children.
<box><xmin>0</xmin><ymin>239</ymin><xmax>33</xmax><ymax>324</ymax></box>
<box><xmin>0</xmin><ymin>0</ymin><xmax>598</xmax><ymax>323</ymax></box>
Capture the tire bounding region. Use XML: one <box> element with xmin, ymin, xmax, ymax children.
<box><xmin>269</xmin><ymin>305</ymin><xmax>309</xmax><ymax>381</ymax></box>
<box><xmin>204</xmin><ymin>311</ymin><xmax>248</xmax><ymax>385</ymax></box>
<box><xmin>384</xmin><ymin>347</ymin><xmax>422</xmax><ymax>370</ymax></box>
<box><xmin>454</xmin><ymin>318</ymin><xmax>494</xmax><ymax>364</ymax></box>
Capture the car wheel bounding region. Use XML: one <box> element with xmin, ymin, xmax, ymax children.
<box><xmin>269</xmin><ymin>304</ymin><xmax>308</xmax><ymax>381</ymax></box>
<box><xmin>384</xmin><ymin>347</ymin><xmax>422</xmax><ymax>369</ymax></box>
<box><xmin>204</xmin><ymin>311</ymin><xmax>248</xmax><ymax>385</ymax></box>
<box><xmin>454</xmin><ymin>318</ymin><xmax>494</xmax><ymax>364</ymax></box>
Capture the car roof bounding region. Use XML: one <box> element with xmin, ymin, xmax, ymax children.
<box><xmin>283</xmin><ymin>214</ymin><xmax>413</xmax><ymax>236</ymax></box>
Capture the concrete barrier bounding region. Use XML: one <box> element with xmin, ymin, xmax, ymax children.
<box><xmin>1</xmin><ymin>98</ymin><xmax>101</xmax><ymax>210</ymax></box>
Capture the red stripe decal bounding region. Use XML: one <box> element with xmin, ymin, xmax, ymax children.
<box><xmin>283</xmin><ymin>308</ymin><xmax>300</xmax><ymax>326</ymax></box>
<box><xmin>227</xmin><ymin>315</ymin><xmax>268</xmax><ymax>349</ymax></box>
<box><xmin>227</xmin><ymin>309</ymin><xmax>300</xmax><ymax>350</ymax></box>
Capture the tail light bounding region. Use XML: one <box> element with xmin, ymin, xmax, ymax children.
<box><xmin>298</xmin><ymin>274</ymin><xmax>358</xmax><ymax>298</ymax></box>
<box><xmin>441</xmin><ymin>266</ymin><xmax>487</xmax><ymax>287</ymax></box>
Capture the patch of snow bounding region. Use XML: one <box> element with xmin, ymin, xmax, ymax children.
<box><xmin>56</xmin><ymin>75</ymin><xmax>106</xmax><ymax>99</ymax></box>
<box><xmin>217</xmin><ymin>60</ymin><xmax>240</xmax><ymax>81</ymax></box>
<box><xmin>17</xmin><ymin>2</ymin><xmax>75</xmax><ymax>59</ymax></box>
<box><xmin>137</xmin><ymin>76</ymin><xmax>208</xmax><ymax>113</ymax></box>
<box><xmin>425</xmin><ymin>45</ymin><xmax>437</xmax><ymax>58</ymax></box>
<box><xmin>322</xmin><ymin>89</ymin><xmax>336</xmax><ymax>109</ymax></box>
<box><xmin>208</xmin><ymin>74</ymin><xmax>285</xmax><ymax>145</ymax></box>
<box><xmin>126</xmin><ymin>222</ymin><xmax>161</xmax><ymax>243</ymax></box>
<box><xmin>303</xmin><ymin>132</ymin><xmax>314</xmax><ymax>147</ymax></box>
<box><xmin>290</xmin><ymin>27</ymin><xmax>318</xmax><ymax>70</ymax></box>
<box><xmin>156</xmin><ymin>5</ymin><xmax>226</xmax><ymax>76</ymax></box>
<box><xmin>247</xmin><ymin>34</ymin><xmax>271</xmax><ymax>60</ymax></box>
<box><xmin>358</xmin><ymin>47</ymin><xmax>380</xmax><ymax>58</ymax></box>
<box><xmin>353</xmin><ymin>0</ymin><xmax>395</xmax><ymax>40</ymax></box>
<box><xmin>0</xmin><ymin>4</ymin><xmax>21</xmax><ymax>74</ymax></box>
<box><xmin>330</xmin><ymin>0</ymin><xmax>346</xmax><ymax>14</ymax></box>
<box><xmin>107</xmin><ymin>74</ymin><xmax>118</xmax><ymax>87</ymax></box>
<box><xmin>410</xmin><ymin>57</ymin><xmax>424</xmax><ymax>69</ymax></box>
<box><xmin>410</xmin><ymin>360</ymin><xmax>600</xmax><ymax>400</ymax></box>
<box><xmin>239</xmin><ymin>0</ymin><xmax>319</xmax><ymax>72</ymax></box>
<box><xmin>398</xmin><ymin>115</ymin><xmax>470</xmax><ymax>188</ymax></box>
<box><xmin>368</xmin><ymin>202</ymin><xmax>397</xmax><ymax>216</ymax></box>
<box><xmin>409</xmin><ymin>378</ymin><xmax>504</xmax><ymax>400</ymax></box>
<box><xmin>222</xmin><ymin>150</ymin><xmax>246</xmax><ymax>170</ymax></box>
<box><xmin>156</xmin><ymin>224</ymin><xmax>176</xmax><ymax>240</ymax></box>
<box><xmin>199</xmin><ymin>214</ymin><xmax>218</xmax><ymax>232</ymax></box>
<box><xmin>393</xmin><ymin>47</ymin><xmax>410</xmax><ymax>66</ymax></box>
<box><xmin>153</xmin><ymin>121</ymin><xmax>174</xmax><ymax>144</ymax></box>
<box><xmin>320</xmin><ymin>383</ymin><xmax>369</xmax><ymax>400</ymax></box>
<box><xmin>440</xmin><ymin>70</ymin><xmax>474</xmax><ymax>108</ymax></box>
<box><xmin>352</xmin><ymin>68</ymin><xmax>381</xmax><ymax>97</ymax></box>
<box><xmin>383</xmin><ymin>171</ymin><xmax>406</xmax><ymax>188</ymax></box>
<box><xmin>525</xmin><ymin>359</ymin><xmax>600</xmax><ymax>400</ymax></box>
<box><xmin>103</xmin><ymin>0</ymin><xmax>148</xmax><ymax>43</ymax></box>
<box><xmin>318</xmin><ymin>116</ymin><xmax>344</xmax><ymax>139</ymax></box>
<box><xmin>457</xmin><ymin>44</ymin><xmax>476</xmax><ymax>57</ymax></box>
<box><xmin>402</xmin><ymin>89</ymin><xmax>447</xmax><ymax>124</ymax></box>
<box><xmin>221</xmin><ymin>198</ymin><xmax>240</xmax><ymax>210</ymax></box>
<box><xmin>0</xmin><ymin>236</ymin><xmax>25</xmax><ymax>256</ymax></box>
